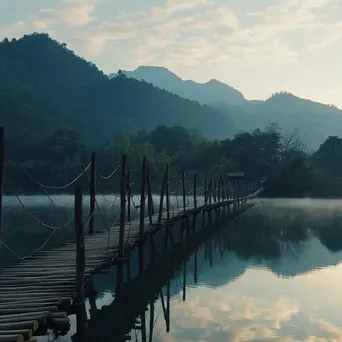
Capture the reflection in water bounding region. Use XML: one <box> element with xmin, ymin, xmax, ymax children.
<box><xmin>6</xmin><ymin>198</ymin><xmax>342</xmax><ymax>341</ymax></box>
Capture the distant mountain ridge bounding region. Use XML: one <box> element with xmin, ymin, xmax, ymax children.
<box><xmin>109</xmin><ymin>67</ymin><xmax>342</xmax><ymax>150</ymax></box>
<box><xmin>109</xmin><ymin>66</ymin><xmax>247</xmax><ymax>106</ymax></box>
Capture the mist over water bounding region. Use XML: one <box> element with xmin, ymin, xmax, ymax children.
<box><xmin>3</xmin><ymin>196</ymin><xmax>342</xmax><ymax>341</ymax></box>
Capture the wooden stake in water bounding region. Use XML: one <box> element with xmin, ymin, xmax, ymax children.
<box><xmin>118</xmin><ymin>155</ymin><xmax>127</xmax><ymax>257</ymax></box>
<box><xmin>158</xmin><ymin>166</ymin><xmax>166</xmax><ymax>224</ymax></box>
<box><xmin>147</xmin><ymin>167</ymin><xmax>154</xmax><ymax>224</ymax></box>
<box><xmin>139</xmin><ymin>156</ymin><xmax>146</xmax><ymax>276</ymax></box>
<box><xmin>204</xmin><ymin>172</ymin><xmax>208</xmax><ymax>205</ymax></box>
<box><xmin>181</xmin><ymin>168</ymin><xmax>186</xmax><ymax>212</ymax></box>
<box><xmin>126</xmin><ymin>170</ymin><xmax>131</xmax><ymax>222</ymax></box>
<box><xmin>165</xmin><ymin>164</ymin><xmax>170</xmax><ymax>220</ymax></box>
<box><xmin>193</xmin><ymin>173</ymin><xmax>197</xmax><ymax>209</ymax></box>
<box><xmin>89</xmin><ymin>152</ymin><xmax>96</xmax><ymax>235</ymax></box>
<box><xmin>75</xmin><ymin>185</ymin><xmax>85</xmax><ymax>304</ymax></box>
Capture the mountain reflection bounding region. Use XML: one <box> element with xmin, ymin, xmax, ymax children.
<box><xmin>66</xmin><ymin>199</ymin><xmax>342</xmax><ymax>342</ymax></box>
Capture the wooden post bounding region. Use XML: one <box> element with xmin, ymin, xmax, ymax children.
<box><xmin>118</xmin><ymin>155</ymin><xmax>127</xmax><ymax>257</ymax></box>
<box><xmin>147</xmin><ymin>167</ymin><xmax>154</xmax><ymax>224</ymax></box>
<box><xmin>89</xmin><ymin>152</ymin><xmax>96</xmax><ymax>235</ymax></box>
<box><xmin>213</xmin><ymin>176</ymin><xmax>217</xmax><ymax>203</ymax></box>
<box><xmin>227</xmin><ymin>175</ymin><xmax>230</xmax><ymax>214</ymax></box>
<box><xmin>220</xmin><ymin>174</ymin><xmax>225</xmax><ymax>204</ymax></box>
<box><xmin>166</xmin><ymin>279</ymin><xmax>170</xmax><ymax>332</ymax></box>
<box><xmin>182</xmin><ymin>260</ymin><xmax>186</xmax><ymax>301</ymax></box>
<box><xmin>234</xmin><ymin>180</ymin><xmax>237</xmax><ymax>212</ymax></box>
<box><xmin>75</xmin><ymin>185</ymin><xmax>88</xmax><ymax>342</ymax></box>
<box><xmin>0</xmin><ymin>127</ymin><xmax>3</xmax><ymax>247</ymax></box>
<box><xmin>193</xmin><ymin>173</ymin><xmax>197</xmax><ymax>209</ymax></box>
<box><xmin>181</xmin><ymin>168</ymin><xmax>186</xmax><ymax>212</ymax></box>
<box><xmin>141</xmin><ymin>311</ymin><xmax>147</xmax><ymax>342</ymax></box>
<box><xmin>139</xmin><ymin>156</ymin><xmax>146</xmax><ymax>276</ymax></box>
<box><xmin>149</xmin><ymin>300</ymin><xmax>155</xmax><ymax>342</ymax></box>
<box><xmin>209</xmin><ymin>175</ymin><xmax>212</xmax><ymax>206</ymax></box>
<box><xmin>165</xmin><ymin>164</ymin><xmax>170</xmax><ymax>220</ymax></box>
<box><xmin>75</xmin><ymin>185</ymin><xmax>85</xmax><ymax>303</ymax></box>
<box><xmin>126</xmin><ymin>171</ymin><xmax>131</xmax><ymax>222</ymax></box>
<box><xmin>204</xmin><ymin>172</ymin><xmax>208</xmax><ymax>205</ymax></box>
<box><xmin>158</xmin><ymin>166</ymin><xmax>166</xmax><ymax>224</ymax></box>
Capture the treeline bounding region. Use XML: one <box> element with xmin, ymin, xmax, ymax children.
<box><xmin>3</xmin><ymin>123</ymin><xmax>342</xmax><ymax>197</ymax></box>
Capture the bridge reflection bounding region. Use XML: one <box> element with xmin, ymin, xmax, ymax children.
<box><xmin>71</xmin><ymin>200</ymin><xmax>342</xmax><ymax>341</ymax></box>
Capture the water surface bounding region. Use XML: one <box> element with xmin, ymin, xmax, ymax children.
<box><xmin>3</xmin><ymin>197</ymin><xmax>342</xmax><ymax>341</ymax></box>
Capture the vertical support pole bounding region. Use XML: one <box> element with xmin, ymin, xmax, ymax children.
<box><xmin>89</xmin><ymin>152</ymin><xmax>96</xmax><ymax>235</ymax></box>
<box><xmin>208</xmin><ymin>175</ymin><xmax>212</xmax><ymax>219</ymax></box>
<box><xmin>149</xmin><ymin>300</ymin><xmax>155</xmax><ymax>342</ymax></box>
<box><xmin>139</xmin><ymin>156</ymin><xmax>146</xmax><ymax>276</ymax></box>
<box><xmin>181</xmin><ymin>168</ymin><xmax>186</xmax><ymax>212</ymax></box>
<box><xmin>166</xmin><ymin>279</ymin><xmax>170</xmax><ymax>332</ymax></box>
<box><xmin>204</xmin><ymin>172</ymin><xmax>208</xmax><ymax>205</ymax></box>
<box><xmin>126</xmin><ymin>257</ymin><xmax>131</xmax><ymax>282</ymax></box>
<box><xmin>227</xmin><ymin>175</ymin><xmax>230</xmax><ymax>214</ymax></box>
<box><xmin>213</xmin><ymin>176</ymin><xmax>217</xmax><ymax>203</ymax></box>
<box><xmin>158</xmin><ymin>166</ymin><xmax>166</xmax><ymax>224</ymax></box>
<box><xmin>193</xmin><ymin>173</ymin><xmax>197</xmax><ymax>209</ymax></box>
<box><xmin>209</xmin><ymin>175</ymin><xmax>212</xmax><ymax>206</ymax></box>
<box><xmin>0</xmin><ymin>127</ymin><xmax>4</xmax><ymax>247</ymax></box>
<box><xmin>126</xmin><ymin>171</ymin><xmax>131</xmax><ymax>222</ymax></box>
<box><xmin>141</xmin><ymin>311</ymin><xmax>147</xmax><ymax>342</ymax></box>
<box><xmin>75</xmin><ymin>185</ymin><xmax>87</xmax><ymax>341</ymax></box>
<box><xmin>183</xmin><ymin>260</ymin><xmax>187</xmax><ymax>301</ymax></box>
<box><xmin>75</xmin><ymin>185</ymin><xmax>85</xmax><ymax>302</ymax></box>
<box><xmin>220</xmin><ymin>174</ymin><xmax>225</xmax><ymax>204</ymax></box>
<box><xmin>118</xmin><ymin>155</ymin><xmax>127</xmax><ymax>257</ymax></box>
<box><xmin>147</xmin><ymin>167</ymin><xmax>154</xmax><ymax>224</ymax></box>
<box><xmin>165</xmin><ymin>164</ymin><xmax>170</xmax><ymax>220</ymax></box>
<box><xmin>116</xmin><ymin>155</ymin><xmax>126</xmax><ymax>295</ymax></box>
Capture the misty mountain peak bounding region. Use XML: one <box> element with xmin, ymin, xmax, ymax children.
<box><xmin>110</xmin><ymin>65</ymin><xmax>246</xmax><ymax>106</ymax></box>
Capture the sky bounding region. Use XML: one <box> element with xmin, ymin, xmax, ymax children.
<box><xmin>1</xmin><ymin>0</ymin><xmax>342</xmax><ymax>106</ymax></box>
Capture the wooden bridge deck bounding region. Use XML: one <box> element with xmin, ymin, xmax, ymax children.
<box><xmin>0</xmin><ymin>191</ymin><xmax>262</xmax><ymax>342</ymax></box>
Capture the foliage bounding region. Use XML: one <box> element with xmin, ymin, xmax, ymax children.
<box><xmin>0</xmin><ymin>33</ymin><xmax>229</xmax><ymax>150</ymax></box>
<box><xmin>1</xmin><ymin>33</ymin><xmax>341</xmax><ymax>197</ymax></box>
<box><xmin>3</xmin><ymin>121</ymin><xmax>342</xmax><ymax>198</ymax></box>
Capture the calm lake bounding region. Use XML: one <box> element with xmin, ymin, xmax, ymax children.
<box><xmin>3</xmin><ymin>196</ymin><xmax>342</xmax><ymax>341</ymax></box>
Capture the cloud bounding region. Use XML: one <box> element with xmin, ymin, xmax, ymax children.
<box><xmin>31</xmin><ymin>0</ymin><xmax>103</xmax><ymax>29</ymax></box>
<box><xmin>0</xmin><ymin>22</ymin><xmax>26</xmax><ymax>37</ymax></box>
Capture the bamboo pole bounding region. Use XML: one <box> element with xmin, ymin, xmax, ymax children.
<box><xmin>157</xmin><ymin>166</ymin><xmax>166</xmax><ymax>224</ymax></box>
<box><xmin>75</xmin><ymin>185</ymin><xmax>88</xmax><ymax>341</ymax></box>
<box><xmin>213</xmin><ymin>176</ymin><xmax>217</xmax><ymax>203</ymax></box>
<box><xmin>193</xmin><ymin>173</ymin><xmax>197</xmax><ymax>209</ymax></box>
<box><xmin>204</xmin><ymin>172</ymin><xmax>208</xmax><ymax>205</ymax></box>
<box><xmin>165</xmin><ymin>164</ymin><xmax>170</xmax><ymax>220</ymax></box>
<box><xmin>89</xmin><ymin>152</ymin><xmax>96</xmax><ymax>235</ymax></box>
<box><xmin>75</xmin><ymin>185</ymin><xmax>85</xmax><ymax>304</ymax></box>
<box><xmin>126</xmin><ymin>170</ymin><xmax>131</xmax><ymax>222</ymax></box>
<box><xmin>147</xmin><ymin>167</ymin><xmax>154</xmax><ymax>224</ymax></box>
<box><xmin>139</xmin><ymin>156</ymin><xmax>146</xmax><ymax>276</ymax></box>
<box><xmin>118</xmin><ymin>155</ymin><xmax>127</xmax><ymax>257</ymax></box>
<box><xmin>181</xmin><ymin>168</ymin><xmax>186</xmax><ymax>212</ymax></box>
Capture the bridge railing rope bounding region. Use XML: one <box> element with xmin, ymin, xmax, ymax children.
<box><xmin>0</xmin><ymin>125</ymin><xmax>264</xmax><ymax>268</ymax></box>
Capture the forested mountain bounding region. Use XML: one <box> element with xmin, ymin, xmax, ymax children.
<box><xmin>0</xmin><ymin>33</ymin><xmax>230</xmax><ymax>159</ymax></box>
<box><xmin>110</xmin><ymin>67</ymin><xmax>342</xmax><ymax>150</ymax></box>
<box><xmin>109</xmin><ymin>66</ymin><xmax>247</xmax><ymax>106</ymax></box>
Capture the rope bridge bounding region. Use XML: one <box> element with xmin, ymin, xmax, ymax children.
<box><xmin>0</xmin><ymin>127</ymin><xmax>264</xmax><ymax>342</ymax></box>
